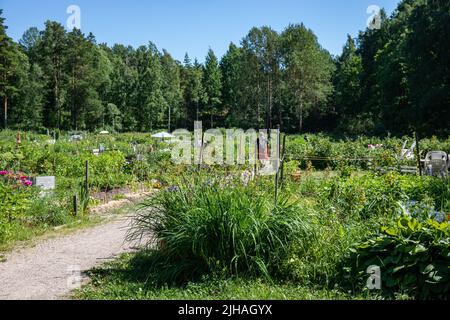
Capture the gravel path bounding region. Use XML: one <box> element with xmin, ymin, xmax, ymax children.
<box><xmin>0</xmin><ymin>216</ymin><xmax>144</xmax><ymax>300</ymax></box>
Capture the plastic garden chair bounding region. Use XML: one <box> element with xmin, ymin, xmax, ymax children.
<box><xmin>424</xmin><ymin>151</ymin><xmax>449</xmax><ymax>177</ymax></box>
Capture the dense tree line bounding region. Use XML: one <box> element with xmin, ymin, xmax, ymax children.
<box><xmin>0</xmin><ymin>0</ymin><xmax>449</xmax><ymax>136</ymax></box>
<box><xmin>334</xmin><ymin>0</ymin><xmax>449</xmax><ymax>137</ymax></box>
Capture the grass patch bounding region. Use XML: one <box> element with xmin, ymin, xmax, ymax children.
<box><xmin>127</xmin><ymin>175</ymin><xmax>313</xmax><ymax>284</ymax></box>
<box><xmin>74</xmin><ymin>252</ymin><xmax>384</xmax><ymax>300</ymax></box>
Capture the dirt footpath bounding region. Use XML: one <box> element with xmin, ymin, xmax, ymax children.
<box><xmin>0</xmin><ymin>216</ymin><xmax>144</xmax><ymax>300</ymax></box>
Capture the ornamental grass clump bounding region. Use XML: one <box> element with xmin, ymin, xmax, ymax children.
<box><xmin>128</xmin><ymin>175</ymin><xmax>313</xmax><ymax>285</ymax></box>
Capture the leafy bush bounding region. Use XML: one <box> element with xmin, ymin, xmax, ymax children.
<box><xmin>128</xmin><ymin>175</ymin><xmax>312</xmax><ymax>284</ymax></box>
<box><xmin>285</xmin><ymin>133</ymin><xmax>450</xmax><ymax>171</ymax></box>
<box><xmin>26</xmin><ymin>196</ymin><xmax>73</xmax><ymax>226</ymax></box>
<box><xmin>0</xmin><ymin>178</ymin><xmax>34</xmax><ymax>222</ymax></box>
<box><xmin>341</xmin><ymin>215</ymin><xmax>450</xmax><ymax>299</ymax></box>
<box><xmin>319</xmin><ymin>172</ymin><xmax>408</xmax><ymax>222</ymax></box>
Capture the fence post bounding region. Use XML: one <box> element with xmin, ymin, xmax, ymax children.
<box><xmin>280</xmin><ymin>133</ymin><xmax>287</xmax><ymax>186</ymax></box>
<box><xmin>274</xmin><ymin>125</ymin><xmax>281</xmax><ymax>204</ymax></box>
<box><xmin>197</xmin><ymin>132</ymin><xmax>204</xmax><ymax>171</ymax></box>
<box><xmin>73</xmin><ymin>195</ymin><xmax>78</xmax><ymax>216</ymax></box>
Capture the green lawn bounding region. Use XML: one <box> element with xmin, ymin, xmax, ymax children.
<box><xmin>74</xmin><ymin>252</ymin><xmax>392</xmax><ymax>300</ymax></box>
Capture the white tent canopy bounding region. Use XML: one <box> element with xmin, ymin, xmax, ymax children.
<box><xmin>151</xmin><ymin>132</ymin><xmax>175</xmax><ymax>139</ymax></box>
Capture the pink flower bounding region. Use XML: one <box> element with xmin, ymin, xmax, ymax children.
<box><xmin>0</xmin><ymin>170</ymin><xmax>8</xmax><ymax>176</ymax></box>
<box><xmin>24</xmin><ymin>180</ymin><xmax>33</xmax><ymax>187</ymax></box>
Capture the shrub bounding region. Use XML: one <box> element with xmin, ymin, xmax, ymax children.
<box><xmin>0</xmin><ymin>179</ymin><xmax>34</xmax><ymax>222</ymax></box>
<box><xmin>341</xmin><ymin>215</ymin><xmax>450</xmax><ymax>299</ymax></box>
<box><xmin>0</xmin><ymin>180</ymin><xmax>35</xmax><ymax>243</ymax></box>
<box><xmin>322</xmin><ymin>172</ymin><xmax>407</xmax><ymax>221</ymax></box>
<box><xmin>26</xmin><ymin>196</ymin><xmax>73</xmax><ymax>226</ymax></box>
<box><xmin>128</xmin><ymin>175</ymin><xmax>312</xmax><ymax>285</ymax></box>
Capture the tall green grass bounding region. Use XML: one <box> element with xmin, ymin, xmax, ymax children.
<box><xmin>127</xmin><ymin>175</ymin><xmax>314</xmax><ymax>285</ymax></box>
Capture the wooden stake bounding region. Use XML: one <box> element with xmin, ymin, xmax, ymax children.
<box><xmin>280</xmin><ymin>133</ymin><xmax>287</xmax><ymax>186</ymax></box>
<box><xmin>274</xmin><ymin>125</ymin><xmax>281</xmax><ymax>204</ymax></box>
<box><xmin>73</xmin><ymin>195</ymin><xmax>78</xmax><ymax>216</ymax></box>
<box><xmin>197</xmin><ymin>131</ymin><xmax>204</xmax><ymax>171</ymax></box>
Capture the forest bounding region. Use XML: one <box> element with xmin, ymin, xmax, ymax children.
<box><xmin>0</xmin><ymin>0</ymin><xmax>449</xmax><ymax>137</ymax></box>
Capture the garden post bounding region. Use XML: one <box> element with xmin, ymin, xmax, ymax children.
<box><xmin>280</xmin><ymin>133</ymin><xmax>287</xmax><ymax>186</ymax></box>
<box><xmin>73</xmin><ymin>195</ymin><xmax>78</xmax><ymax>216</ymax></box>
<box><xmin>274</xmin><ymin>125</ymin><xmax>281</xmax><ymax>204</ymax></box>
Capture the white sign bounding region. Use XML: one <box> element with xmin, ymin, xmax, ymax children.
<box><xmin>33</xmin><ymin>176</ymin><xmax>56</xmax><ymax>190</ymax></box>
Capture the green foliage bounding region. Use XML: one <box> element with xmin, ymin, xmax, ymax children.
<box><xmin>281</xmin><ymin>23</ymin><xmax>335</xmax><ymax>132</ymax></box>
<box><xmin>333</xmin><ymin>0</ymin><xmax>449</xmax><ymax>137</ymax></box>
<box><xmin>26</xmin><ymin>194</ymin><xmax>72</xmax><ymax>226</ymax></box>
<box><xmin>0</xmin><ymin>177</ymin><xmax>75</xmax><ymax>244</ymax></box>
<box><xmin>75</xmin><ymin>252</ymin><xmax>365</xmax><ymax>300</ymax></box>
<box><xmin>128</xmin><ymin>175</ymin><xmax>311</xmax><ymax>284</ymax></box>
<box><xmin>78</xmin><ymin>180</ymin><xmax>90</xmax><ymax>214</ymax></box>
<box><xmin>0</xmin><ymin>131</ymin><xmax>171</xmax><ymax>246</ymax></box>
<box><xmin>342</xmin><ymin>216</ymin><xmax>450</xmax><ymax>299</ymax></box>
<box><xmin>285</xmin><ymin>133</ymin><xmax>450</xmax><ymax>171</ymax></box>
<box><xmin>0</xmin><ymin>181</ymin><xmax>33</xmax><ymax>242</ymax></box>
<box><xmin>0</xmin><ymin>180</ymin><xmax>33</xmax><ymax>222</ymax></box>
<box><xmin>1</xmin><ymin>1</ymin><xmax>450</xmax><ymax>136</ymax></box>
<box><xmin>203</xmin><ymin>48</ymin><xmax>222</xmax><ymax>126</ymax></box>
<box><xmin>325</xmin><ymin>172</ymin><xmax>407</xmax><ymax>220</ymax></box>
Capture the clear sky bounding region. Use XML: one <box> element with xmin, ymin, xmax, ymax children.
<box><xmin>1</xmin><ymin>0</ymin><xmax>400</xmax><ymax>62</ymax></box>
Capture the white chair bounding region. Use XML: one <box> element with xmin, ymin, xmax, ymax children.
<box><xmin>424</xmin><ymin>151</ymin><xmax>449</xmax><ymax>177</ymax></box>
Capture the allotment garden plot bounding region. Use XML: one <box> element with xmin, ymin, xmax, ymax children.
<box><xmin>74</xmin><ymin>133</ymin><xmax>450</xmax><ymax>300</ymax></box>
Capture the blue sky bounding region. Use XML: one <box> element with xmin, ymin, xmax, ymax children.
<box><xmin>1</xmin><ymin>0</ymin><xmax>400</xmax><ymax>62</ymax></box>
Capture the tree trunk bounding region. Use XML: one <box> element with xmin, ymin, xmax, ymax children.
<box><xmin>168</xmin><ymin>105</ymin><xmax>171</xmax><ymax>132</ymax></box>
<box><xmin>256</xmin><ymin>80</ymin><xmax>260</xmax><ymax>128</ymax></box>
<box><xmin>266</xmin><ymin>76</ymin><xmax>271</xmax><ymax>130</ymax></box>
<box><xmin>196</xmin><ymin>101</ymin><xmax>199</xmax><ymax>122</ymax></box>
<box><xmin>267</xmin><ymin>75</ymin><xmax>273</xmax><ymax>131</ymax></box>
<box><xmin>55</xmin><ymin>71</ymin><xmax>60</xmax><ymax>130</ymax></box>
<box><xmin>3</xmin><ymin>96</ymin><xmax>8</xmax><ymax>129</ymax></box>
<box><xmin>72</xmin><ymin>67</ymin><xmax>76</xmax><ymax>130</ymax></box>
<box><xmin>210</xmin><ymin>111</ymin><xmax>213</xmax><ymax>128</ymax></box>
<box><xmin>299</xmin><ymin>102</ymin><xmax>303</xmax><ymax>133</ymax></box>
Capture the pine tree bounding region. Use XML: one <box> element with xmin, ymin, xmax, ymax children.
<box><xmin>0</xmin><ymin>10</ymin><xmax>22</xmax><ymax>129</ymax></box>
<box><xmin>220</xmin><ymin>42</ymin><xmax>242</xmax><ymax>126</ymax></box>
<box><xmin>203</xmin><ymin>48</ymin><xmax>222</xmax><ymax>127</ymax></box>
<box><xmin>65</xmin><ymin>28</ymin><xmax>105</xmax><ymax>130</ymax></box>
<box><xmin>38</xmin><ymin>21</ymin><xmax>68</xmax><ymax>129</ymax></box>
<box><xmin>161</xmin><ymin>50</ymin><xmax>182</xmax><ymax>130</ymax></box>
<box><xmin>19</xmin><ymin>27</ymin><xmax>41</xmax><ymax>64</ymax></box>
<box><xmin>333</xmin><ymin>35</ymin><xmax>363</xmax><ymax>132</ymax></box>
<box><xmin>13</xmin><ymin>63</ymin><xmax>45</xmax><ymax>129</ymax></box>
